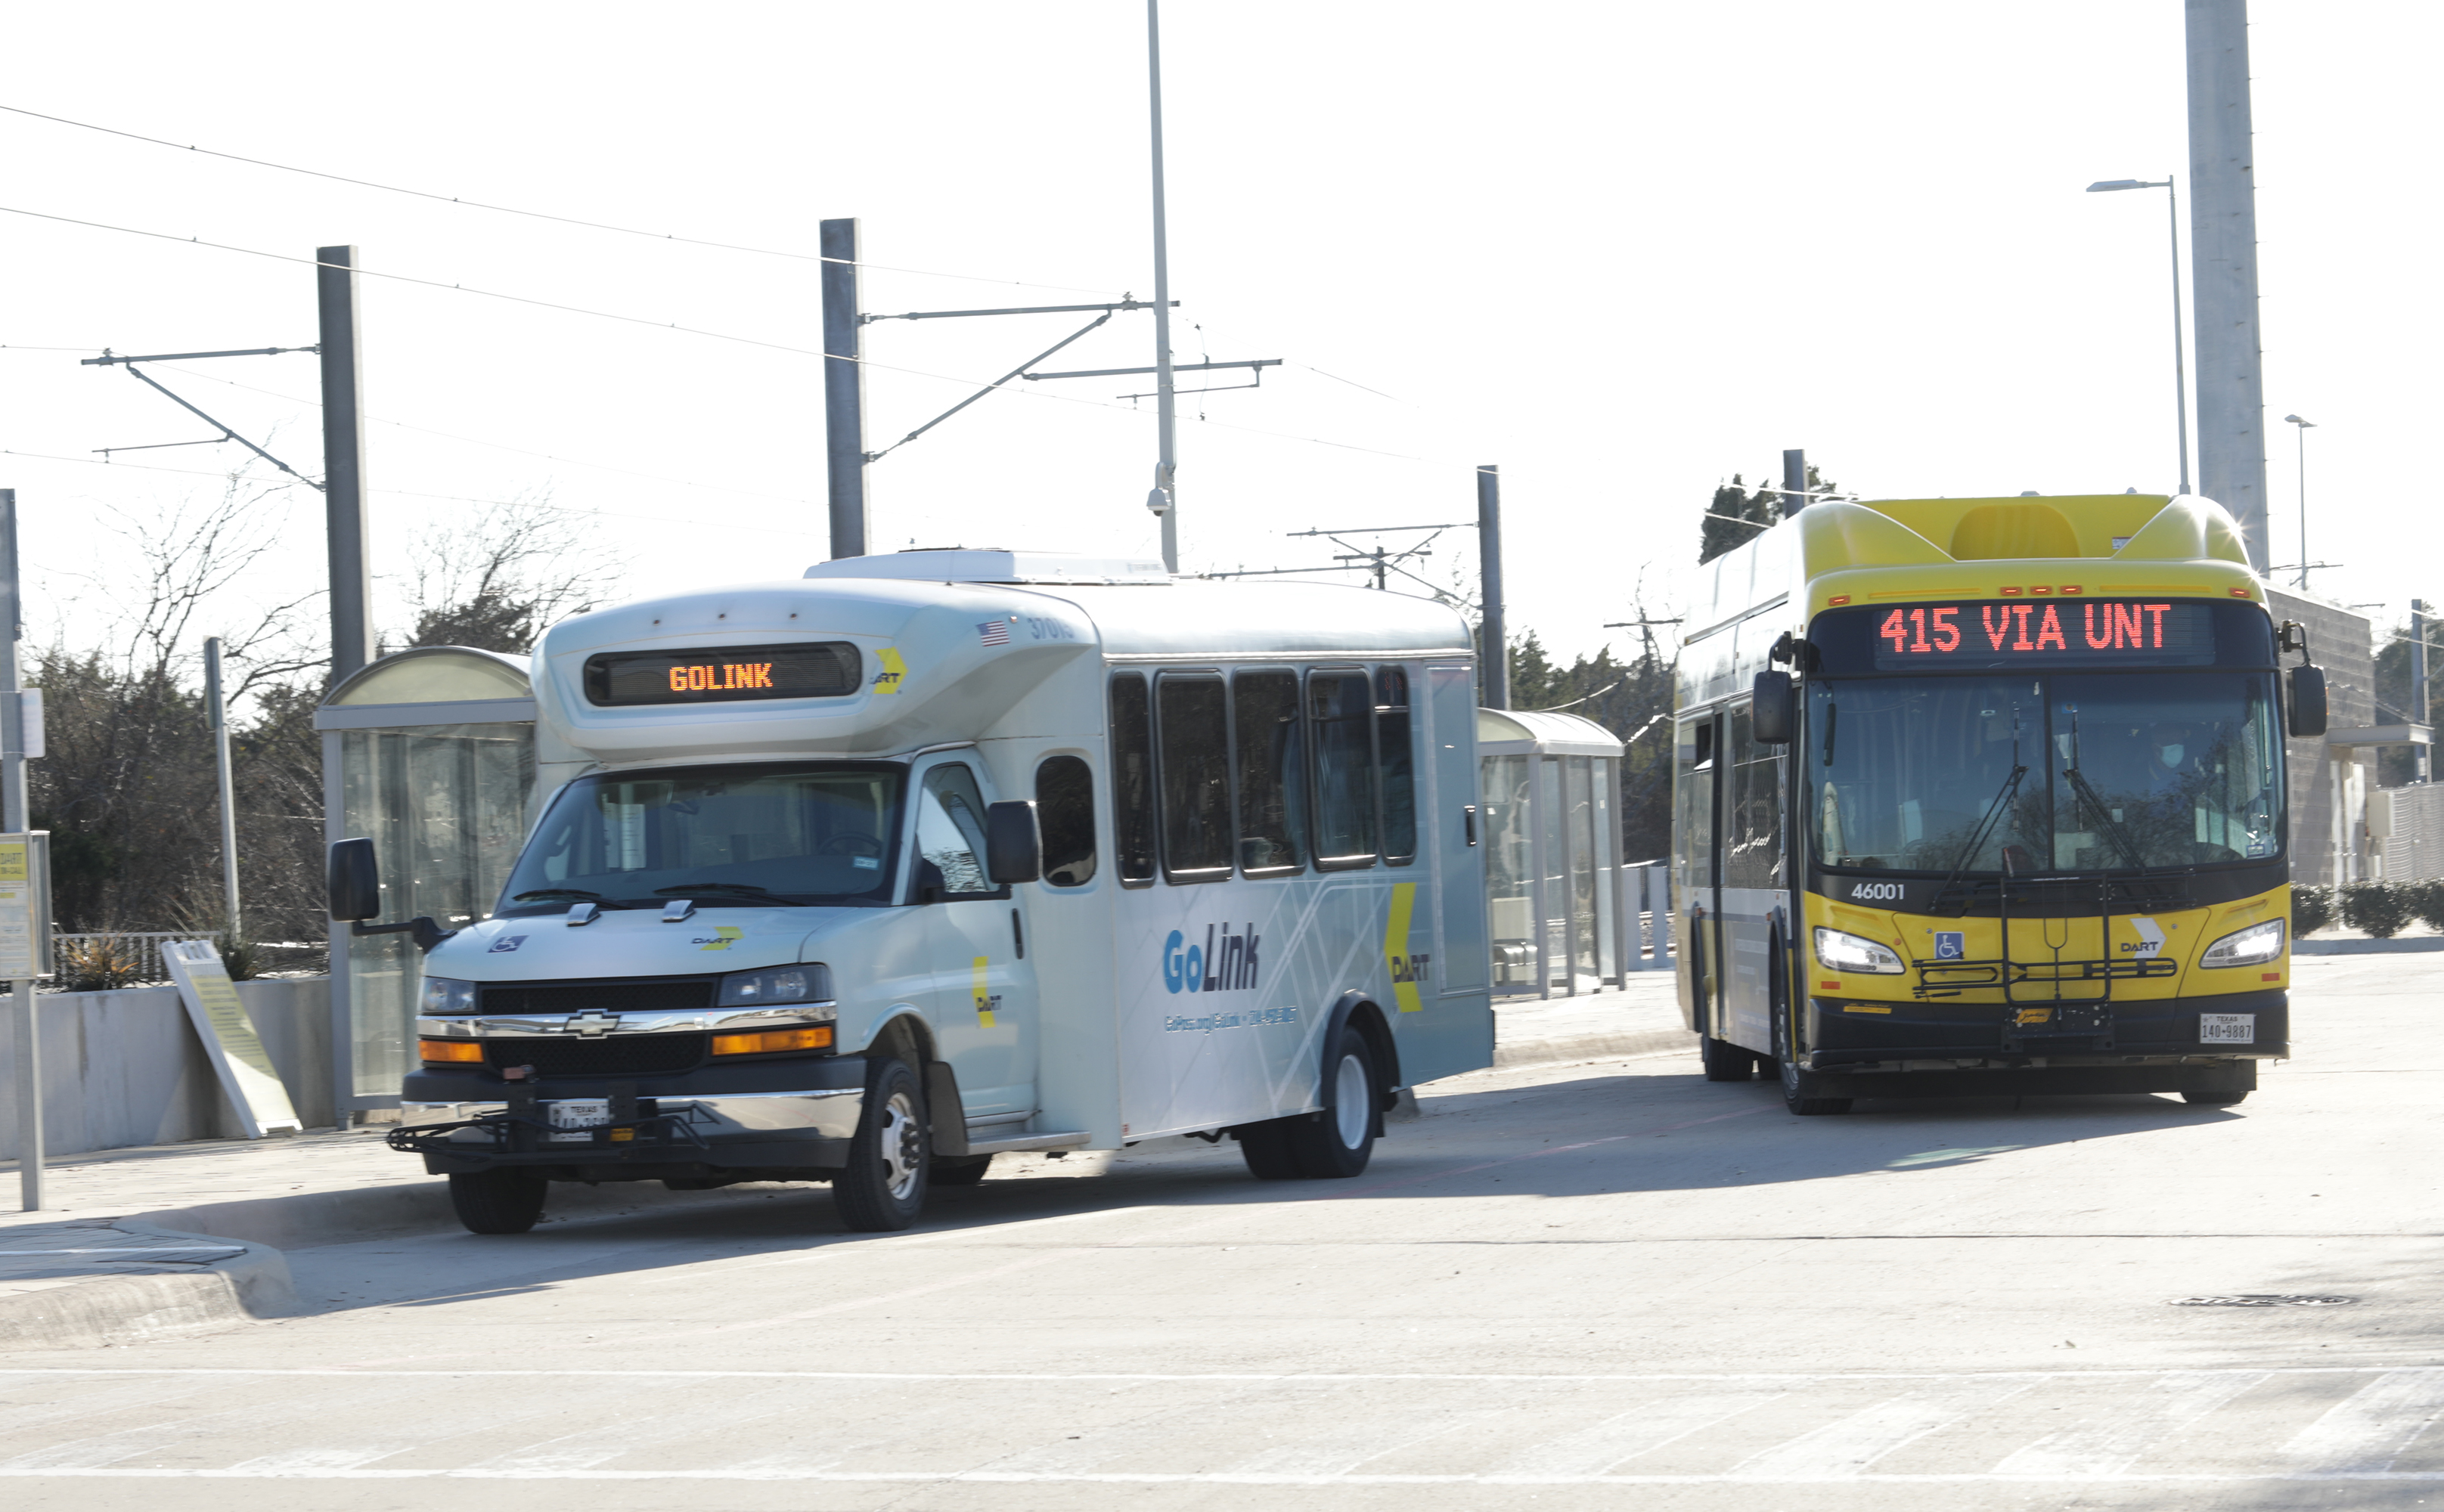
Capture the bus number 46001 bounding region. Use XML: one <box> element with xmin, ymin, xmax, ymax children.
<box><xmin>1851</xmin><ymin>882</ymin><xmax>1906</xmax><ymax>901</ymax></box>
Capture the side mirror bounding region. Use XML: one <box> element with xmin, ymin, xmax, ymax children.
<box><xmin>327</xmin><ymin>838</ymin><xmax>381</xmax><ymax>920</ymax></box>
<box><xmin>985</xmin><ymin>800</ymin><xmax>1042</xmax><ymax>885</ymax></box>
<box><xmin>2288</xmin><ymin>665</ymin><xmax>2328</xmax><ymax>739</ymax></box>
<box><xmin>1751</xmin><ymin>671</ymin><xmax>1795</xmax><ymax>745</ymax></box>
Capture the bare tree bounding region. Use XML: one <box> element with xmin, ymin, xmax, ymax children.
<box><xmin>394</xmin><ymin>491</ymin><xmax>621</xmax><ymax>655</ymax></box>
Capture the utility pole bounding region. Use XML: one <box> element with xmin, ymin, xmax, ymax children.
<box><xmin>2415</xmin><ymin>599</ymin><xmax>2430</xmax><ymax>784</ymax></box>
<box><xmin>317</xmin><ymin>246</ymin><xmax>374</xmax><ymax>684</ymax></box>
<box><xmin>820</xmin><ymin>218</ymin><xmax>869</xmax><ymax>559</ymax></box>
<box><xmin>1478</xmin><ymin>466</ymin><xmax>1509</xmax><ymax>709</ymax></box>
<box><xmin>205</xmin><ymin>637</ymin><xmax>240</xmax><ymax>934</ymax></box>
<box><xmin>2185</xmin><ymin>0</ymin><xmax>2271</xmax><ymax>571</ymax></box>
<box><xmin>0</xmin><ymin>491</ymin><xmax>23</xmax><ymax>836</ymax></box>
<box><xmin>1145</xmin><ymin>0</ymin><xmax>1180</xmax><ymax>572</ymax></box>
<box><xmin>1780</xmin><ymin>450</ymin><xmax>1808</xmax><ymax>519</ymax></box>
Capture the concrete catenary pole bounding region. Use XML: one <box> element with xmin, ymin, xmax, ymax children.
<box><xmin>2415</xmin><ymin>599</ymin><xmax>2430</xmax><ymax>784</ymax></box>
<box><xmin>1781</xmin><ymin>449</ymin><xmax>1807</xmax><ymax>519</ymax></box>
<box><xmin>820</xmin><ymin>218</ymin><xmax>869</xmax><ymax>560</ymax></box>
<box><xmin>1145</xmin><ymin>0</ymin><xmax>1180</xmax><ymax>572</ymax></box>
<box><xmin>205</xmin><ymin>637</ymin><xmax>240</xmax><ymax>934</ymax></box>
<box><xmin>1477</xmin><ymin>466</ymin><xmax>1509</xmax><ymax>710</ymax></box>
<box><xmin>0</xmin><ymin>490</ymin><xmax>21</xmax><ymax>836</ymax></box>
<box><xmin>2184</xmin><ymin>0</ymin><xmax>2271</xmax><ymax>571</ymax></box>
<box><xmin>316</xmin><ymin>246</ymin><xmax>374</xmax><ymax>684</ymax></box>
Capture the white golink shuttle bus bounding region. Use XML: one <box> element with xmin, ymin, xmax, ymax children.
<box><xmin>333</xmin><ymin>550</ymin><xmax>1493</xmax><ymax>1233</ymax></box>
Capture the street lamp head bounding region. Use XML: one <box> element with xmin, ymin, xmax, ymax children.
<box><xmin>2285</xmin><ymin>414</ymin><xmax>2316</xmax><ymax>429</ymax></box>
<box><xmin>2087</xmin><ymin>179</ymin><xmax>2148</xmax><ymax>192</ymax></box>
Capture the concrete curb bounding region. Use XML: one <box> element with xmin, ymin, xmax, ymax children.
<box><xmin>0</xmin><ymin>1222</ymin><xmax>296</xmax><ymax>1352</ymax></box>
<box><xmin>2297</xmin><ymin>935</ymin><xmax>2444</xmax><ymax>955</ymax></box>
<box><xmin>1495</xmin><ymin>1025</ymin><xmax>1696</xmax><ymax>1068</ymax></box>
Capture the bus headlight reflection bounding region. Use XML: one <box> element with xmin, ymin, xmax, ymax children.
<box><xmin>2200</xmin><ymin>919</ymin><xmax>2284</xmax><ymax>968</ymax></box>
<box><xmin>1813</xmin><ymin>928</ymin><xmax>1905</xmax><ymax>974</ymax></box>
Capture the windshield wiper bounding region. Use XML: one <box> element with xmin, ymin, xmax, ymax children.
<box><xmin>1937</xmin><ymin>707</ymin><xmax>2030</xmax><ymax>900</ymax></box>
<box><xmin>2061</xmin><ymin>703</ymin><xmax>2152</xmax><ymax>874</ymax></box>
<box><xmin>651</xmin><ymin>883</ymin><xmax>811</xmax><ymax>906</ymax></box>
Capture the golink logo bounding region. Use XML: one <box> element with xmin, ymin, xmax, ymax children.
<box><xmin>1162</xmin><ymin>924</ymin><xmax>1260</xmax><ymax>995</ymax></box>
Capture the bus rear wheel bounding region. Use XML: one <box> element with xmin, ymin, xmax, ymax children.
<box><xmin>1700</xmin><ymin>1034</ymin><xmax>1754</xmax><ymax>1083</ymax></box>
<box><xmin>1239</xmin><ymin>1024</ymin><xmax>1380</xmax><ymax>1181</ymax></box>
<box><xmin>448</xmin><ymin>1168</ymin><xmax>547</xmax><ymax>1235</ymax></box>
<box><xmin>1773</xmin><ymin>996</ymin><xmax>1851</xmax><ymax>1117</ymax></box>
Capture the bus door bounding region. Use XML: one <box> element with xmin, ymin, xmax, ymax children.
<box><xmin>1673</xmin><ymin>712</ymin><xmax>1723</xmax><ymax>1037</ymax></box>
<box><xmin>909</xmin><ymin>754</ymin><xmax>1041</xmax><ymax>1122</ymax></box>
<box><xmin>1717</xmin><ymin>702</ymin><xmax>1785</xmax><ymax>1058</ymax></box>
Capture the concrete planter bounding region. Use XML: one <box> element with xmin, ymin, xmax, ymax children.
<box><xmin>0</xmin><ymin>978</ymin><xmax>332</xmax><ymax>1161</ymax></box>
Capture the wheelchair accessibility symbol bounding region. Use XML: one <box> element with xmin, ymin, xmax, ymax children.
<box><xmin>1934</xmin><ymin>931</ymin><xmax>1965</xmax><ymax>961</ymax></box>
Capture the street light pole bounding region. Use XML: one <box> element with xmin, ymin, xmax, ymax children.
<box><xmin>2284</xmin><ymin>414</ymin><xmax>2315</xmax><ymax>590</ymax></box>
<box><xmin>2086</xmin><ymin>178</ymin><xmax>2190</xmax><ymax>494</ymax></box>
<box><xmin>1144</xmin><ymin>0</ymin><xmax>1180</xmax><ymax>573</ymax></box>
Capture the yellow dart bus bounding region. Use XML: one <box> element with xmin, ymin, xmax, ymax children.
<box><xmin>1672</xmin><ymin>493</ymin><xmax>2328</xmax><ymax>1114</ymax></box>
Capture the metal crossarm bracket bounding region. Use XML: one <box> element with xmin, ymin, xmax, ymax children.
<box><xmin>80</xmin><ymin>345</ymin><xmax>323</xmax><ymax>489</ymax></box>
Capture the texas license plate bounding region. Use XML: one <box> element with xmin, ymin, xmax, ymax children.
<box><xmin>545</xmin><ymin>1098</ymin><xmax>611</xmax><ymax>1142</ymax></box>
<box><xmin>2199</xmin><ymin>1013</ymin><xmax>2256</xmax><ymax>1044</ymax></box>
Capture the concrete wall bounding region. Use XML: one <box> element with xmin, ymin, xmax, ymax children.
<box><xmin>0</xmin><ymin>978</ymin><xmax>331</xmax><ymax>1162</ymax></box>
<box><xmin>2268</xmin><ymin>588</ymin><xmax>2375</xmax><ymax>887</ymax></box>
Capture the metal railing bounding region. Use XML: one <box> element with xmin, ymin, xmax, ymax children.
<box><xmin>50</xmin><ymin>931</ymin><xmax>222</xmax><ymax>983</ymax></box>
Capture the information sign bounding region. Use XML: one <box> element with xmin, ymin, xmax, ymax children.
<box><xmin>163</xmin><ymin>939</ymin><xmax>302</xmax><ymax>1137</ymax></box>
<box><xmin>0</xmin><ymin>833</ymin><xmax>52</xmax><ymax>979</ymax></box>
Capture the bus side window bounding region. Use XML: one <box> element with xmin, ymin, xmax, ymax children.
<box><xmin>1035</xmin><ymin>754</ymin><xmax>1097</xmax><ymax>887</ymax></box>
<box><xmin>1376</xmin><ymin>666</ymin><xmax>1417</xmax><ymax>865</ymax></box>
<box><xmin>1110</xmin><ymin>674</ymin><xmax>1156</xmax><ymax>885</ymax></box>
<box><xmin>1232</xmin><ymin>669</ymin><xmax>1306</xmax><ymax>875</ymax></box>
<box><xmin>1725</xmin><ymin>705</ymin><xmax>1785</xmax><ymax>890</ymax></box>
<box><xmin>1309</xmin><ymin>669</ymin><xmax>1380</xmax><ymax>869</ymax></box>
<box><xmin>1157</xmin><ymin>674</ymin><xmax>1235</xmax><ymax>883</ymax></box>
<box><xmin>916</xmin><ymin>764</ymin><xmax>998</xmax><ymax>898</ymax></box>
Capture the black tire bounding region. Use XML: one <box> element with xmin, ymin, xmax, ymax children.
<box><xmin>1286</xmin><ymin>1023</ymin><xmax>1381</xmax><ymax>1179</ymax></box>
<box><xmin>1237</xmin><ymin>1120</ymin><xmax>1304</xmax><ymax>1180</ymax></box>
<box><xmin>932</xmin><ymin>1154</ymin><xmax>994</xmax><ymax>1185</ymax></box>
<box><xmin>834</xmin><ymin>1058</ymin><xmax>929</xmax><ymax>1232</ymax></box>
<box><xmin>1773</xmin><ymin>983</ymin><xmax>1851</xmax><ymax>1117</ymax></box>
<box><xmin>1700</xmin><ymin>1033</ymin><xmax>1754</xmax><ymax>1083</ymax></box>
<box><xmin>448</xmin><ymin>1168</ymin><xmax>547</xmax><ymax>1235</ymax></box>
<box><xmin>2182</xmin><ymin>1090</ymin><xmax>2249</xmax><ymax>1106</ymax></box>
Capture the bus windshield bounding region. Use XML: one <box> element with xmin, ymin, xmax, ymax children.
<box><xmin>1807</xmin><ymin>671</ymin><xmax>2281</xmax><ymax>874</ymax></box>
<box><xmin>496</xmin><ymin>761</ymin><xmax>904</xmax><ymax>916</ymax></box>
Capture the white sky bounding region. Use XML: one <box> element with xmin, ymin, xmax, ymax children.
<box><xmin>2</xmin><ymin>1</ymin><xmax>2433</xmax><ymax>683</ymax></box>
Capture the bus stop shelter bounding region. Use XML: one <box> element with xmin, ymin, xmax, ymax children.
<box><xmin>315</xmin><ymin>647</ymin><xmax>536</xmax><ymax>1118</ymax></box>
<box><xmin>1479</xmin><ymin>708</ymin><xmax>1644</xmax><ymax>998</ymax></box>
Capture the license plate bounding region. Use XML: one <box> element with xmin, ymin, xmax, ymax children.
<box><xmin>2199</xmin><ymin>1013</ymin><xmax>2256</xmax><ymax>1045</ymax></box>
<box><xmin>545</xmin><ymin>1098</ymin><xmax>610</xmax><ymax>1142</ymax></box>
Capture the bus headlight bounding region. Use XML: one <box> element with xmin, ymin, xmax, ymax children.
<box><xmin>420</xmin><ymin>976</ymin><xmax>476</xmax><ymax>1013</ymax></box>
<box><xmin>718</xmin><ymin>962</ymin><xmax>837</xmax><ymax>1010</ymax></box>
<box><xmin>1814</xmin><ymin>928</ymin><xmax>1904</xmax><ymax>974</ymax></box>
<box><xmin>2201</xmin><ymin>919</ymin><xmax>2284</xmax><ymax>968</ymax></box>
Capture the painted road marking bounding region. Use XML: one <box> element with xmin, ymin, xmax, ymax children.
<box><xmin>2279</xmin><ymin>1368</ymin><xmax>2444</xmax><ymax>1473</ymax></box>
<box><xmin>1991</xmin><ymin>1371</ymin><xmax>2268</xmax><ymax>1476</ymax></box>
<box><xmin>1732</xmin><ymin>1380</ymin><xmax>2033</xmax><ymax>1479</ymax></box>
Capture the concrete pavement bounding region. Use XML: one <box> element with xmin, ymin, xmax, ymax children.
<box><xmin>0</xmin><ymin>953</ymin><xmax>2434</xmax><ymax>1507</ymax></box>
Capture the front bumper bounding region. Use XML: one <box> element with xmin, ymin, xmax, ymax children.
<box><xmin>395</xmin><ymin>1053</ymin><xmax>869</xmax><ymax>1178</ymax></box>
<box><xmin>1808</xmin><ymin>987</ymin><xmax>2289</xmax><ymax>1067</ymax></box>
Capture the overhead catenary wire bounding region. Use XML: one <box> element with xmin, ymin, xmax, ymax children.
<box><xmin>0</xmin><ymin>448</ymin><xmax>825</xmax><ymax>540</ymax></box>
<box><xmin>0</xmin><ymin>103</ymin><xmax>1127</xmax><ymax>298</ymax></box>
<box><xmin>1</xmin><ymin>203</ymin><xmax>1487</xmax><ymax>478</ymax></box>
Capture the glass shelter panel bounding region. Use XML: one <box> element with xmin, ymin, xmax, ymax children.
<box><xmin>340</xmin><ymin>723</ymin><xmax>533</xmax><ymax>1099</ymax></box>
<box><xmin>1539</xmin><ymin>755</ymin><xmax>1567</xmax><ymax>987</ymax></box>
<box><xmin>1567</xmin><ymin>755</ymin><xmax>1599</xmax><ymax>987</ymax></box>
<box><xmin>1484</xmin><ymin>754</ymin><xmax>1533</xmax><ymax>990</ymax></box>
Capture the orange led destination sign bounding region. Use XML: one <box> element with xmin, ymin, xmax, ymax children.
<box><xmin>1869</xmin><ymin>600</ymin><xmax>2215</xmax><ymax>671</ymax></box>
<box><xmin>583</xmin><ymin>642</ymin><xmax>863</xmax><ymax>706</ymax></box>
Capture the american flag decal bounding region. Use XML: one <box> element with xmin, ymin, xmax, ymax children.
<box><xmin>979</xmin><ymin>619</ymin><xmax>1011</xmax><ymax>647</ymax></box>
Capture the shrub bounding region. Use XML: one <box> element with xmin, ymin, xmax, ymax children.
<box><xmin>2340</xmin><ymin>880</ymin><xmax>2412</xmax><ymax>940</ymax></box>
<box><xmin>54</xmin><ymin>935</ymin><xmax>146</xmax><ymax>993</ymax></box>
<box><xmin>2408</xmin><ymin>878</ymin><xmax>2444</xmax><ymax>934</ymax></box>
<box><xmin>2292</xmin><ymin>885</ymin><xmax>2336</xmax><ymax>937</ymax></box>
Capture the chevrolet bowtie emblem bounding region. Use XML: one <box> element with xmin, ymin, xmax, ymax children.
<box><xmin>564</xmin><ymin>1011</ymin><xmax>622</xmax><ymax>1037</ymax></box>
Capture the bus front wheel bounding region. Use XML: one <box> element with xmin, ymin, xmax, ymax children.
<box><xmin>834</xmin><ymin>1058</ymin><xmax>930</xmax><ymax>1232</ymax></box>
<box><xmin>1773</xmin><ymin>990</ymin><xmax>1851</xmax><ymax>1117</ymax></box>
<box><xmin>448</xmin><ymin>1168</ymin><xmax>547</xmax><ymax>1235</ymax></box>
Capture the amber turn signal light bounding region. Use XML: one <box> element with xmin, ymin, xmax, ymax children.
<box><xmin>712</xmin><ymin>1025</ymin><xmax>834</xmax><ymax>1056</ymax></box>
<box><xmin>418</xmin><ymin>1038</ymin><xmax>484</xmax><ymax>1064</ymax></box>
